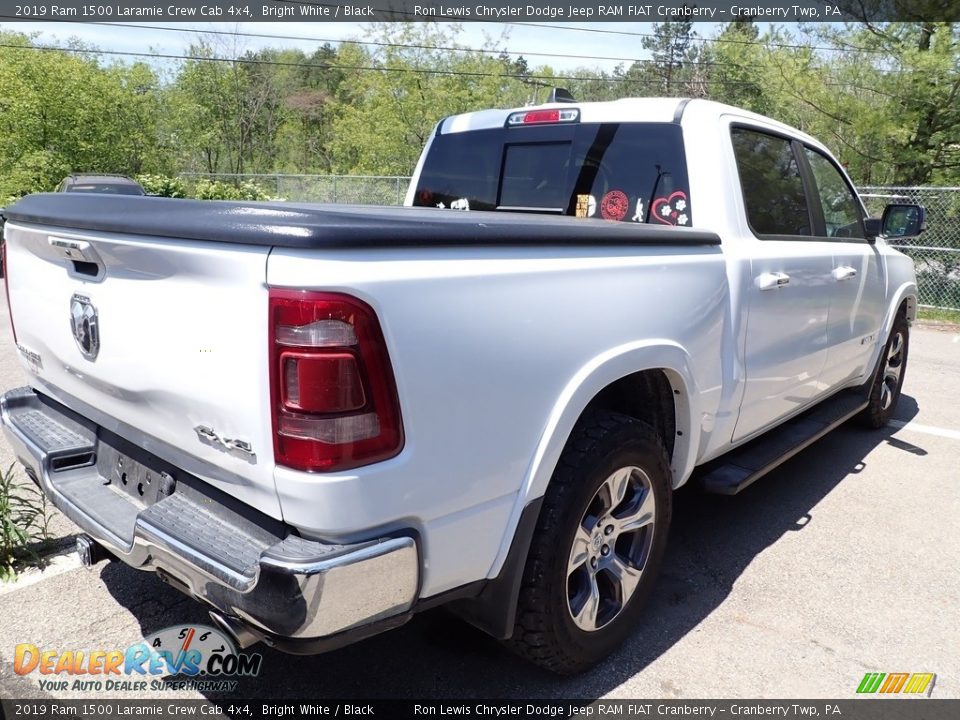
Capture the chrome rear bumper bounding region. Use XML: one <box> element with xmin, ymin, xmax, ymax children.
<box><xmin>0</xmin><ymin>386</ymin><xmax>419</xmax><ymax>648</ymax></box>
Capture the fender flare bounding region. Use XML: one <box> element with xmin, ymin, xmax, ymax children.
<box><xmin>885</xmin><ymin>282</ymin><xmax>918</xmax><ymax>332</ymax></box>
<box><xmin>871</xmin><ymin>282</ymin><xmax>917</xmax><ymax>370</ymax></box>
<box><xmin>449</xmin><ymin>341</ymin><xmax>702</xmax><ymax>639</ymax></box>
<box><xmin>519</xmin><ymin>340</ymin><xmax>701</xmax><ymax>504</ymax></box>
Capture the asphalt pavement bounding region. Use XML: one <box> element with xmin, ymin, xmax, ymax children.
<box><xmin>0</xmin><ymin>299</ymin><xmax>957</xmax><ymax>702</ymax></box>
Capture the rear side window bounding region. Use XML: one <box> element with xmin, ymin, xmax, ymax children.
<box><xmin>731</xmin><ymin>128</ymin><xmax>811</xmax><ymax>237</ymax></box>
<box><xmin>413</xmin><ymin>122</ymin><xmax>692</xmax><ymax>227</ymax></box>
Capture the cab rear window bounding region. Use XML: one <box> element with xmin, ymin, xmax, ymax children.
<box><xmin>413</xmin><ymin>122</ymin><xmax>692</xmax><ymax>227</ymax></box>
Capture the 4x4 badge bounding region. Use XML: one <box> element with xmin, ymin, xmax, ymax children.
<box><xmin>70</xmin><ymin>294</ymin><xmax>99</xmax><ymax>360</ymax></box>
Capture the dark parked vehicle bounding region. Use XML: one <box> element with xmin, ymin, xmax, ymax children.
<box><xmin>56</xmin><ymin>174</ymin><xmax>146</xmax><ymax>196</ymax></box>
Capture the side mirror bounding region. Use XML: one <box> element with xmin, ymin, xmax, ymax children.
<box><xmin>878</xmin><ymin>203</ymin><xmax>926</xmax><ymax>240</ymax></box>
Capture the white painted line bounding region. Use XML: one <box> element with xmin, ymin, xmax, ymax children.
<box><xmin>0</xmin><ymin>549</ymin><xmax>83</xmax><ymax>596</ymax></box>
<box><xmin>889</xmin><ymin>419</ymin><xmax>960</xmax><ymax>441</ymax></box>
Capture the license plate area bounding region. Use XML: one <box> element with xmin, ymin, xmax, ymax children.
<box><xmin>95</xmin><ymin>444</ymin><xmax>176</xmax><ymax>507</ymax></box>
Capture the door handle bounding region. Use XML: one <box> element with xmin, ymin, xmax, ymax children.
<box><xmin>832</xmin><ymin>266</ymin><xmax>858</xmax><ymax>281</ymax></box>
<box><xmin>756</xmin><ymin>272</ymin><xmax>791</xmax><ymax>290</ymax></box>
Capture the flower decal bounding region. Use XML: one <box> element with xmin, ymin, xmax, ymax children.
<box><xmin>651</xmin><ymin>191</ymin><xmax>691</xmax><ymax>226</ymax></box>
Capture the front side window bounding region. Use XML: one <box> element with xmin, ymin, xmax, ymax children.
<box><xmin>803</xmin><ymin>148</ymin><xmax>865</xmax><ymax>239</ymax></box>
<box><xmin>731</xmin><ymin>128</ymin><xmax>811</xmax><ymax>237</ymax></box>
<box><xmin>413</xmin><ymin>122</ymin><xmax>692</xmax><ymax>227</ymax></box>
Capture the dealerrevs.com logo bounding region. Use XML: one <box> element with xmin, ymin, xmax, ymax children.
<box><xmin>13</xmin><ymin>624</ymin><xmax>263</xmax><ymax>693</ymax></box>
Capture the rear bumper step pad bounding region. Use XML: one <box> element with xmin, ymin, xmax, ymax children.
<box><xmin>1</xmin><ymin>386</ymin><xmax>419</xmax><ymax>644</ymax></box>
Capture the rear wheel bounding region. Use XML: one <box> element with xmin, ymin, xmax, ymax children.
<box><xmin>860</xmin><ymin>312</ymin><xmax>909</xmax><ymax>429</ymax></box>
<box><xmin>506</xmin><ymin>410</ymin><xmax>672</xmax><ymax>674</ymax></box>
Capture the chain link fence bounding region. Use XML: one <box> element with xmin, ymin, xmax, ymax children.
<box><xmin>177</xmin><ymin>175</ymin><xmax>960</xmax><ymax>311</ymax></box>
<box><xmin>860</xmin><ymin>186</ymin><xmax>960</xmax><ymax>311</ymax></box>
<box><xmin>178</xmin><ymin>173</ymin><xmax>411</xmax><ymax>206</ymax></box>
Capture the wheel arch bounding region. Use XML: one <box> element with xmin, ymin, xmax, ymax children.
<box><xmin>447</xmin><ymin>342</ymin><xmax>699</xmax><ymax>639</ymax></box>
<box><xmin>886</xmin><ymin>284</ymin><xmax>917</xmax><ymax>330</ymax></box>
<box><xmin>520</xmin><ymin>342</ymin><xmax>700</xmax><ymax>504</ymax></box>
<box><xmin>870</xmin><ymin>284</ymin><xmax>916</xmax><ymax>373</ymax></box>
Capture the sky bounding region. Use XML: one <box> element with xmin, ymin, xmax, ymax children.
<box><xmin>3</xmin><ymin>20</ymin><xmax>736</xmax><ymax>74</ymax></box>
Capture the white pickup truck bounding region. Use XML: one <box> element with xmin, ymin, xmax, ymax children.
<box><xmin>1</xmin><ymin>98</ymin><xmax>922</xmax><ymax>674</ymax></box>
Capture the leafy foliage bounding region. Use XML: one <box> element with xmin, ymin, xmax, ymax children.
<box><xmin>0</xmin><ymin>22</ymin><xmax>958</xmax><ymax>186</ymax></box>
<box><xmin>191</xmin><ymin>178</ymin><xmax>279</xmax><ymax>201</ymax></box>
<box><xmin>328</xmin><ymin>24</ymin><xmax>530</xmax><ymax>175</ymax></box>
<box><xmin>0</xmin><ymin>31</ymin><xmax>168</xmax><ymax>198</ymax></box>
<box><xmin>0</xmin><ymin>464</ymin><xmax>50</xmax><ymax>582</ymax></box>
<box><xmin>136</xmin><ymin>174</ymin><xmax>188</xmax><ymax>198</ymax></box>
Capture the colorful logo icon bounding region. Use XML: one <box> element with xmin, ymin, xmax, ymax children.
<box><xmin>857</xmin><ymin>672</ymin><xmax>936</xmax><ymax>696</ymax></box>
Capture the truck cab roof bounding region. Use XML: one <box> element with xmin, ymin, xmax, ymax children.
<box><xmin>438</xmin><ymin>96</ymin><xmax>825</xmax><ymax>151</ymax></box>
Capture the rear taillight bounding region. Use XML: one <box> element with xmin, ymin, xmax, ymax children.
<box><xmin>269</xmin><ymin>290</ymin><xmax>403</xmax><ymax>472</ymax></box>
<box><xmin>1</xmin><ymin>240</ymin><xmax>14</xmax><ymax>344</ymax></box>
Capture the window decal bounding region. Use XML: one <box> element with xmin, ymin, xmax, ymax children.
<box><xmin>651</xmin><ymin>191</ymin><xmax>690</xmax><ymax>226</ymax></box>
<box><xmin>576</xmin><ymin>194</ymin><xmax>597</xmax><ymax>218</ymax></box>
<box><xmin>600</xmin><ymin>190</ymin><xmax>629</xmax><ymax>221</ymax></box>
<box><xmin>631</xmin><ymin>199</ymin><xmax>645</xmax><ymax>222</ymax></box>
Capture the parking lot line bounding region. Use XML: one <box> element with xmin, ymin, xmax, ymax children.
<box><xmin>890</xmin><ymin>419</ymin><xmax>960</xmax><ymax>441</ymax></box>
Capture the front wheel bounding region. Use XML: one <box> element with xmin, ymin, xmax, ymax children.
<box><xmin>859</xmin><ymin>312</ymin><xmax>909</xmax><ymax>429</ymax></box>
<box><xmin>506</xmin><ymin>410</ymin><xmax>672</xmax><ymax>674</ymax></box>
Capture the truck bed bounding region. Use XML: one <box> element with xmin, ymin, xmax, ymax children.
<box><xmin>4</xmin><ymin>194</ymin><xmax>722</xmax><ymax>249</ymax></box>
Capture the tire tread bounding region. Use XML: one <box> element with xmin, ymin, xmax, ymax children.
<box><xmin>505</xmin><ymin>409</ymin><xmax>671</xmax><ymax>674</ymax></box>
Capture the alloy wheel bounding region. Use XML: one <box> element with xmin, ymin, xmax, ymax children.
<box><xmin>880</xmin><ymin>330</ymin><xmax>906</xmax><ymax>411</ymax></box>
<box><xmin>566</xmin><ymin>466</ymin><xmax>657</xmax><ymax>632</ymax></box>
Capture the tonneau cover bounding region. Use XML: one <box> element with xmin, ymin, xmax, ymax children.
<box><xmin>4</xmin><ymin>194</ymin><xmax>721</xmax><ymax>248</ymax></box>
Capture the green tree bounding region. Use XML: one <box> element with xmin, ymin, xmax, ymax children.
<box><xmin>169</xmin><ymin>36</ymin><xmax>299</xmax><ymax>174</ymax></box>
<box><xmin>764</xmin><ymin>22</ymin><xmax>959</xmax><ymax>185</ymax></box>
<box><xmin>640</xmin><ymin>21</ymin><xmax>705</xmax><ymax>96</ymax></box>
<box><xmin>0</xmin><ymin>32</ymin><xmax>166</xmax><ymax>197</ymax></box>
<box><xmin>702</xmin><ymin>20</ymin><xmax>773</xmax><ymax>114</ymax></box>
<box><xmin>329</xmin><ymin>24</ymin><xmax>530</xmax><ymax>175</ymax></box>
<box><xmin>274</xmin><ymin>44</ymin><xmax>347</xmax><ymax>173</ymax></box>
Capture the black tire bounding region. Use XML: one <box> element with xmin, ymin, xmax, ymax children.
<box><xmin>505</xmin><ymin>410</ymin><xmax>672</xmax><ymax>674</ymax></box>
<box><xmin>859</xmin><ymin>311</ymin><xmax>910</xmax><ymax>429</ymax></box>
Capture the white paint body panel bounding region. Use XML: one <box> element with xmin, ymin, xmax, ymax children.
<box><xmin>3</xmin><ymin>222</ymin><xmax>282</xmax><ymax>518</ymax></box>
<box><xmin>3</xmin><ymin>99</ymin><xmax>918</xmax><ymax>598</ymax></box>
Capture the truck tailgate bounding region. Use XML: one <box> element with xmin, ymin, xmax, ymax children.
<box><xmin>2</xmin><ymin>220</ymin><xmax>281</xmax><ymax>518</ymax></box>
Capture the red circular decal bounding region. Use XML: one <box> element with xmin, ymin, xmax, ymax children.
<box><xmin>600</xmin><ymin>190</ymin><xmax>629</xmax><ymax>221</ymax></box>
